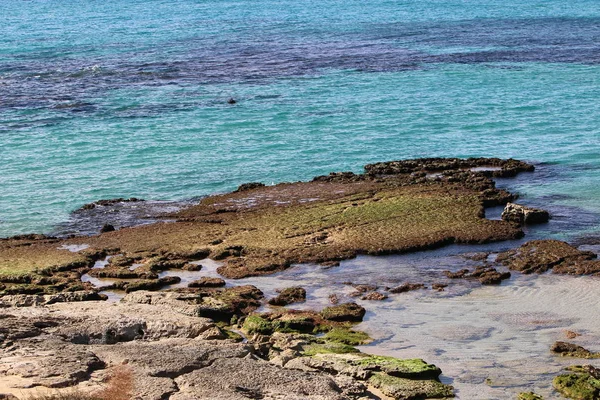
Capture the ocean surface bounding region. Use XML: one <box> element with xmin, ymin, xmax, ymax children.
<box><xmin>2</xmin><ymin>0</ymin><xmax>600</xmax><ymax>239</ymax></box>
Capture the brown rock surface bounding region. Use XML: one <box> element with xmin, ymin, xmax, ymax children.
<box><xmin>1</xmin><ymin>158</ymin><xmax>530</xmax><ymax>289</ymax></box>
<box><xmin>497</xmin><ymin>240</ymin><xmax>600</xmax><ymax>275</ymax></box>
<box><xmin>268</xmin><ymin>286</ymin><xmax>307</xmax><ymax>306</ymax></box>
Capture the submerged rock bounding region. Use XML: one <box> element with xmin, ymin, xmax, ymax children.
<box><xmin>444</xmin><ymin>266</ymin><xmax>510</xmax><ymax>284</ymax></box>
<box><xmin>497</xmin><ymin>240</ymin><xmax>600</xmax><ymax>275</ymax></box>
<box><xmin>361</xmin><ymin>291</ymin><xmax>388</xmax><ymax>301</ymax></box>
<box><xmin>389</xmin><ymin>283</ymin><xmax>425</xmax><ymax>293</ymax></box>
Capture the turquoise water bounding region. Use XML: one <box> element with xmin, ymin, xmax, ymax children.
<box><xmin>2</xmin><ymin>0</ymin><xmax>600</xmax><ymax>237</ymax></box>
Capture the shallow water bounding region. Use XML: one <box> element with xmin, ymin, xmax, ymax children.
<box><xmin>79</xmin><ymin>240</ymin><xmax>600</xmax><ymax>398</ymax></box>
<box><xmin>235</xmin><ymin>251</ymin><xmax>600</xmax><ymax>399</ymax></box>
<box><xmin>2</xmin><ymin>0</ymin><xmax>600</xmax><ymax>239</ymax></box>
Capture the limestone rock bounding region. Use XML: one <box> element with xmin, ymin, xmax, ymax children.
<box><xmin>501</xmin><ymin>203</ymin><xmax>549</xmax><ymax>224</ymax></box>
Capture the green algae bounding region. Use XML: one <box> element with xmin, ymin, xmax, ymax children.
<box><xmin>553</xmin><ymin>372</ymin><xmax>600</xmax><ymax>400</ymax></box>
<box><xmin>354</xmin><ymin>355</ymin><xmax>442</xmax><ymax>380</ymax></box>
<box><xmin>517</xmin><ymin>392</ymin><xmax>544</xmax><ymax>400</ymax></box>
<box><xmin>243</xmin><ymin>315</ymin><xmax>277</xmax><ymax>335</ymax></box>
<box><xmin>320</xmin><ymin>302</ymin><xmax>366</xmax><ymax>322</ymax></box>
<box><xmin>368</xmin><ymin>372</ymin><xmax>454</xmax><ymax>399</ymax></box>
<box><xmin>323</xmin><ymin>327</ymin><xmax>371</xmax><ymax>345</ymax></box>
<box><xmin>242</xmin><ymin>314</ymin><xmax>319</xmax><ymax>335</ymax></box>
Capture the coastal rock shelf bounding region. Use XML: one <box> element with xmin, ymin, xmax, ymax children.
<box><xmin>6</xmin><ymin>157</ymin><xmax>593</xmax><ymax>400</ymax></box>
<box><xmin>0</xmin><ymin>157</ymin><xmax>530</xmax><ymax>296</ymax></box>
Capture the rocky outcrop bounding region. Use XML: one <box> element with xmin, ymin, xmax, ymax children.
<box><xmin>501</xmin><ymin>203</ymin><xmax>549</xmax><ymax>224</ymax></box>
<box><xmin>389</xmin><ymin>283</ymin><xmax>425</xmax><ymax>293</ymax></box>
<box><xmin>320</xmin><ymin>303</ymin><xmax>366</xmax><ymax>322</ymax></box>
<box><xmin>553</xmin><ymin>365</ymin><xmax>600</xmax><ymax>400</ymax></box>
<box><xmin>122</xmin><ymin>286</ymin><xmax>263</xmax><ymax>321</ymax></box>
<box><xmin>551</xmin><ymin>342</ymin><xmax>600</xmax><ymax>359</ymax></box>
<box><xmin>444</xmin><ymin>266</ymin><xmax>510</xmax><ymax>285</ymax></box>
<box><xmin>0</xmin><ymin>296</ymin><xmax>454</xmax><ymax>400</ymax></box>
<box><xmin>188</xmin><ymin>277</ymin><xmax>226</xmax><ymax>288</ymax></box>
<box><xmin>497</xmin><ymin>240</ymin><xmax>600</xmax><ymax>275</ymax></box>
<box><xmin>268</xmin><ymin>287</ymin><xmax>306</xmax><ymax>306</ymax></box>
<box><xmin>0</xmin><ymin>291</ymin><xmax>106</xmax><ymax>308</ymax></box>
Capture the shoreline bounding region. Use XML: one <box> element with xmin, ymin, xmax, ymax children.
<box><xmin>2</xmin><ymin>157</ymin><xmax>599</xmax><ymax>400</ymax></box>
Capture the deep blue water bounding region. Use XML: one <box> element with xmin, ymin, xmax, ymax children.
<box><xmin>1</xmin><ymin>0</ymin><xmax>600</xmax><ymax>238</ymax></box>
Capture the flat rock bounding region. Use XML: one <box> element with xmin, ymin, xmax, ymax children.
<box><xmin>497</xmin><ymin>240</ymin><xmax>600</xmax><ymax>275</ymax></box>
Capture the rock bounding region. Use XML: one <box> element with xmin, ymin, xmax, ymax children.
<box><xmin>328</xmin><ymin>294</ymin><xmax>339</xmax><ymax>304</ymax></box>
<box><xmin>172</xmin><ymin>356</ymin><xmax>355</xmax><ymax>400</ymax></box>
<box><xmin>320</xmin><ymin>303</ymin><xmax>366</xmax><ymax>322</ymax></box>
<box><xmin>348</xmin><ymin>284</ymin><xmax>377</xmax><ymax>293</ymax></box>
<box><xmin>123</xmin><ymin>286</ymin><xmax>263</xmax><ymax>321</ymax></box>
<box><xmin>432</xmin><ymin>283</ymin><xmax>447</xmax><ymax>291</ymax></box>
<box><xmin>5</xmin><ymin>338</ymin><xmax>106</xmax><ymax>388</ymax></box>
<box><xmin>0</xmin><ymin>291</ymin><xmax>106</xmax><ymax>307</ymax></box>
<box><xmin>389</xmin><ymin>283</ymin><xmax>425</xmax><ymax>293</ymax></box>
<box><xmin>100</xmin><ymin>223</ymin><xmax>116</xmax><ymax>233</ymax></box>
<box><xmin>553</xmin><ymin>370</ymin><xmax>600</xmax><ymax>400</ymax></box>
<box><xmin>188</xmin><ymin>277</ymin><xmax>226</xmax><ymax>288</ymax></box>
<box><xmin>235</xmin><ymin>182</ymin><xmax>265</xmax><ymax>192</ymax></box>
<box><xmin>361</xmin><ymin>292</ymin><xmax>387</xmax><ymax>301</ymax></box>
<box><xmin>566</xmin><ymin>330</ymin><xmax>582</xmax><ymax>339</ymax></box>
<box><xmin>444</xmin><ymin>269</ymin><xmax>470</xmax><ymax>279</ymax></box>
<box><xmin>268</xmin><ymin>287</ymin><xmax>306</xmax><ymax>306</ymax></box>
<box><xmin>501</xmin><ymin>202</ymin><xmax>549</xmax><ymax>224</ymax></box>
<box><xmin>551</xmin><ymin>341</ymin><xmax>600</xmax><ymax>358</ymax></box>
<box><xmin>497</xmin><ymin>240</ymin><xmax>600</xmax><ymax>275</ymax></box>
<box><xmin>123</xmin><ymin>276</ymin><xmax>181</xmax><ymax>293</ymax></box>
<box><xmin>469</xmin><ymin>266</ymin><xmax>511</xmax><ymax>285</ymax></box>
<box><xmin>369</xmin><ymin>372</ymin><xmax>454</xmax><ymax>399</ymax></box>
<box><xmin>517</xmin><ymin>392</ymin><xmax>544</xmax><ymax>400</ymax></box>
<box><xmin>182</xmin><ymin>263</ymin><xmax>203</xmax><ymax>271</ymax></box>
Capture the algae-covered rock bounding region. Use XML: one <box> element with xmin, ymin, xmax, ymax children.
<box><xmin>355</xmin><ymin>355</ymin><xmax>442</xmax><ymax>380</ymax></box>
<box><xmin>369</xmin><ymin>372</ymin><xmax>454</xmax><ymax>399</ymax></box>
<box><xmin>268</xmin><ymin>286</ymin><xmax>306</xmax><ymax>306</ymax></box>
<box><xmin>320</xmin><ymin>302</ymin><xmax>366</xmax><ymax>322</ymax></box>
<box><xmin>553</xmin><ymin>371</ymin><xmax>600</xmax><ymax>400</ymax></box>
<box><xmin>517</xmin><ymin>392</ymin><xmax>544</xmax><ymax>400</ymax></box>
<box><xmin>551</xmin><ymin>341</ymin><xmax>600</xmax><ymax>359</ymax></box>
<box><xmin>243</xmin><ymin>313</ymin><xmax>319</xmax><ymax>335</ymax></box>
<box><xmin>323</xmin><ymin>327</ymin><xmax>371</xmax><ymax>345</ymax></box>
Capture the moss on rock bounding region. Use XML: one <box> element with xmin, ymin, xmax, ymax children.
<box><xmin>553</xmin><ymin>372</ymin><xmax>600</xmax><ymax>400</ymax></box>
<box><xmin>320</xmin><ymin>302</ymin><xmax>366</xmax><ymax>322</ymax></box>
<box><xmin>517</xmin><ymin>392</ymin><xmax>544</xmax><ymax>400</ymax></box>
<box><xmin>323</xmin><ymin>327</ymin><xmax>371</xmax><ymax>345</ymax></box>
<box><xmin>369</xmin><ymin>372</ymin><xmax>454</xmax><ymax>399</ymax></box>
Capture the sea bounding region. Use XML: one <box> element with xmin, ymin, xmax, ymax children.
<box><xmin>2</xmin><ymin>0</ymin><xmax>600</xmax><ymax>238</ymax></box>
<box><xmin>3</xmin><ymin>1</ymin><xmax>600</xmax><ymax>398</ymax></box>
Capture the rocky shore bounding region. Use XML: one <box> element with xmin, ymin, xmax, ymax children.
<box><xmin>1</xmin><ymin>158</ymin><xmax>599</xmax><ymax>399</ymax></box>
